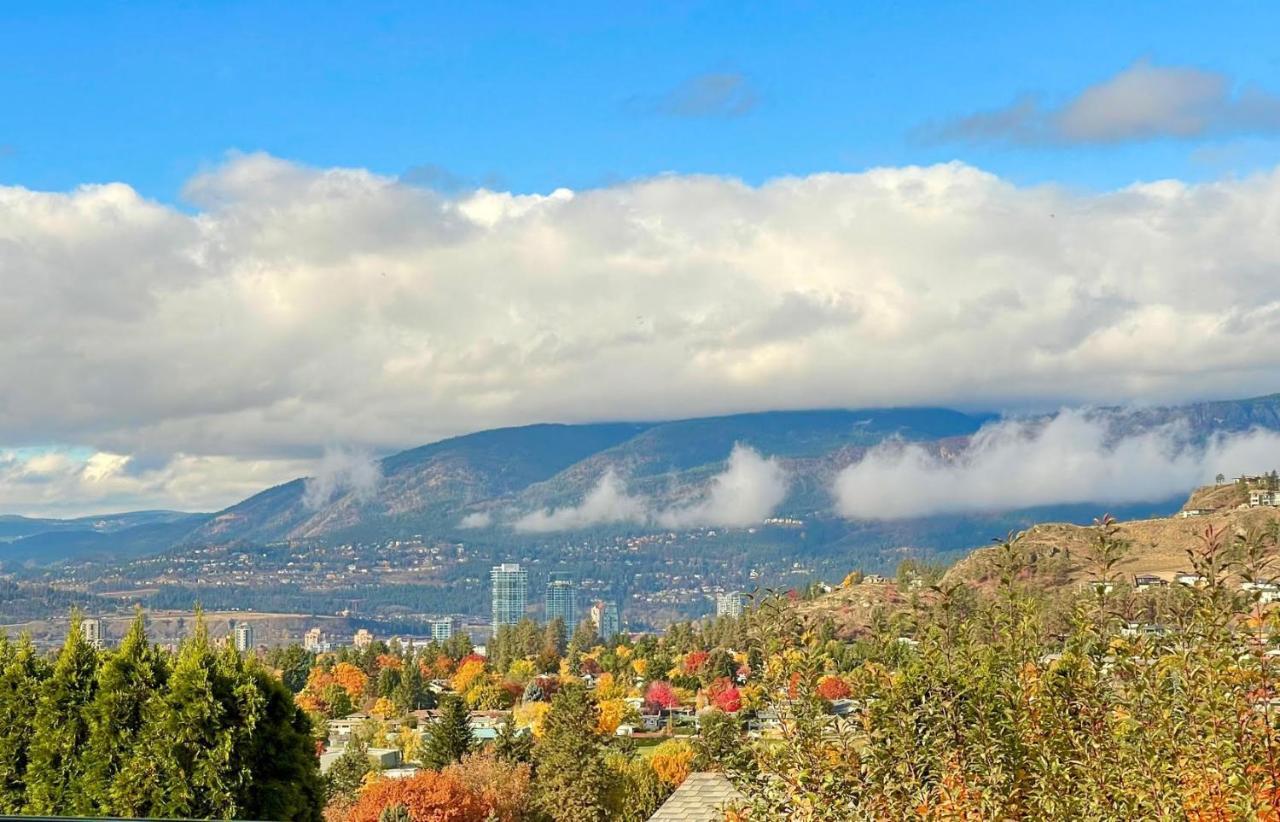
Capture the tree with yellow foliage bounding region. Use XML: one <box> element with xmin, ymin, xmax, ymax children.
<box><xmin>450</xmin><ymin>658</ymin><xmax>487</xmax><ymax>695</ymax></box>
<box><xmin>512</xmin><ymin>701</ymin><xmax>550</xmax><ymax>738</ymax></box>
<box><xmin>593</xmin><ymin>671</ymin><xmax>626</xmax><ymax>701</ymax></box>
<box><xmin>594</xmin><ymin>699</ymin><xmax>631</xmax><ymax>736</ymax></box>
<box><xmin>649</xmin><ymin>739</ymin><xmax>694</xmax><ymax>788</ymax></box>
<box><xmin>506</xmin><ymin>659</ymin><xmax>536</xmax><ymax>685</ymax></box>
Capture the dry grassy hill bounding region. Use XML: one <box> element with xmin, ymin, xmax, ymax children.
<box><xmin>946</xmin><ymin>481</ymin><xmax>1280</xmax><ymax>590</ymax></box>
<box><xmin>798</xmin><ymin>481</ymin><xmax>1280</xmax><ymax>636</ymax></box>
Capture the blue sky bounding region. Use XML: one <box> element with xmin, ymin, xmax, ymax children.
<box><xmin>3</xmin><ymin>1</ymin><xmax>1279</xmax><ymax>200</ymax></box>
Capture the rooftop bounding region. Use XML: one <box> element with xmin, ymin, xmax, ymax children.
<box><xmin>648</xmin><ymin>772</ymin><xmax>743</xmax><ymax>822</ymax></box>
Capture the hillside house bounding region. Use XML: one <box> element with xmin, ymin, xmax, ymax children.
<box><xmin>1134</xmin><ymin>574</ymin><xmax>1168</xmax><ymax>591</ymax></box>
<box><xmin>318</xmin><ymin>746</ymin><xmax>401</xmax><ymax>775</ymax></box>
<box><xmin>1241</xmin><ymin>581</ymin><xmax>1280</xmax><ymax>603</ymax></box>
<box><xmin>327</xmin><ymin>713</ymin><xmax>402</xmax><ymax>749</ymax></box>
<box><xmin>1250</xmin><ymin>489</ymin><xmax>1280</xmax><ymax>507</ymax></box>
<box><xmin>1176</xmin><ymin>572</ymin><xmax>1208</xmax><ymax>587</ymax></box>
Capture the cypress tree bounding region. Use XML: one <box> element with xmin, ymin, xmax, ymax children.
<box><xmin>420</xmin><ymin>694</ymin><xmax>473</xmax><ymax>768</ymax></box>
<box><xmin>237</xmin><ymin>666</ymin><xmax>324</xmax><ymax>822</ymax></box>
<box><xmin>532</xmin><ymin>684</ymin><xmax>610</xmax><ymax>822</ymax></box>
<box><xmin>24</xmin><ymin>613</ymin><xmax>99</xmax><ymax>815</ymax></box>
<box><xmin>0</xmin><ymin>635</ymin><xmax>46</xmax><ymax>812</ymax></box>
<box><xmin>114</xmin><ymin>612</ymin><xmax>240</xmax><ymax>818</ymax></box>
<box><xmin>81</xmin><ymin>609</ymin><xmax>167</xmax><ymax>815</ymax></box>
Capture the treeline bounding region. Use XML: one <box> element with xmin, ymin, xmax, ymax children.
<box><xmin>0</xmin><ymin>612</ymin><xmax>322</xmax><ymax>820</ymax></box>
<box><xmin>0</xmin><ymin>579</ymin><xmax>107</xmax><ymax>622</ymax></box>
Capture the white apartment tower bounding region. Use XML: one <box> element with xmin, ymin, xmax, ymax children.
<box><xmin>81</xmin><ymin>617</ymin><xmax>104</xmax><ymax>650</ymax></box>
<box><xmin>234</xmin><ymin>622</ymin><xmax>255</xmax><ymax>652</ymax></box>
<box><xmin>716</xmin><ymin>591</ymin><xmax>746</xmax><ymax>618</ymax></box>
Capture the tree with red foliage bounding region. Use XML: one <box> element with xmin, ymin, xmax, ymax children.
<box><xmin>345</xmin><ymin>771</ymin><xmax>488</xmax><ymax>822</ymax></box>
<box><xmin>708</xmin><ymin>677</ymin><xmax>742</xmax><ymax>713</ymax></box>
<box><xmin>579</xmin><ymin>657</ymin><xmax>602</xmax><ymax>676</ymax></box>
<box><xmin>816</xmin><ymin>675</ymin><xmax>851</xmax><ymax>701</ymax></box>
<box><xmin>682</xmin><ymin>650</ymin><xmax>709</xmax><ymax>675</ymax></box>
<box><xmin>644</xmin><ymin>680</ymin><xmax>679</xmax><ymax>712</ymax></box>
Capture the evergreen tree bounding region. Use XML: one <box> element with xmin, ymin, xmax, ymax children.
<box><xmin>420</xmin><ymin>694</ymin><xmax>473</xmax><ymax>769</ymax></box>
<box><xmin>323</xmin><ymin>682</ymin><xmax>354</xmax><ymax>718</ymax></box>
<box><xmin>81</xmin><ymin>610</ymin><xmax>167</xmax><ymax>815</ymax></box>
<box><xmin>393</xmin><ymin>658</ymin><xmax>432</xmax><ymax>712</ymax></box>
<box><xmin>491</xmin><ymin>719</ymin><xmax>533</xmax><ymax>764</ymax></box>
<box><xmin>268</xmin><ymin>644</ymin><xmax>314</xmax><ymax>693</ymax></box>
<box><xmin>443</xmin><ymin>632</ymin><xmax>473</xmax><ymax>661</ymax></box>
<box><xmin>0</xmin><ymin>635</ymin><xmax>45</xmax><ymax>812</ymax></box>
<box><xmin>113</xmin><ymin>613</ymin><xmax>246</xmax><ymax>818</ymax></box>
<box><xmin>237</xmin><ymin>666</ymin><xmax>325</xmax><ymax>822</ymax></box>
<box><xmin>324</xmin><ymin>740</ymin><xmax>371</xmax><ymax>802</ymax></box>
<box><xmin>24</xmin><ymin>613</ymin><xmax>99</xmax><ymax>815</ymax></box>
<box><xmin>532</xmin><ymin>684</ymin><xmax>610</xmax><ymax>822</ymax></box>
<box><xmin>377</xmin><ymin>666</ymin><xmax>401</xmax><ymax>698</ymax></box>
<box><xmin>543</xmin><ymin>617</ymin><xmax>568</xmax><ymax>658</ymax></box>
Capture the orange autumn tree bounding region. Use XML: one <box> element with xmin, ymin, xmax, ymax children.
<box><xmin>332</xmin><ymin>662</ymin><xmax>369</xmax><ymax>700</ymax></box>
<box><xmin>650</xmin><ymin>739</ymin><xmax>695</xmax><ymax>787</ymax></box>
<box><xmin>345</xmin><ymin>771</ymin><xmax>488</xmax><ymax>822</ymax></box>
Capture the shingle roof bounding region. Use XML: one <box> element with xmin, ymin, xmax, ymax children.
<box><xmin>648</xmin><ymin>772</ymin><xmax>744</xmax><ymax>821</ymax></box>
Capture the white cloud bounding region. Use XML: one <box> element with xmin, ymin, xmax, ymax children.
<box><xmin>457</xmin><ymin>511</ymin><xmax>493</xmax><ymax>529</ymax></box>
<box><xmin>514</xmin><ymin>470</ymin><xmax>649</xmax><ymax>532</ymax></box>
<box><xmin>7</xmin><ymin>153</ymin><xmax>1280</xmax><ymax>514</ymax></box>
<box><xmin>656</xmin><ymin>444</ymin><xmax>789</xmax><ymax>528</ymax></box>
<box><xmin>831</xmin><ymin>410</ymin><xmax>1280</xmax><ymax>520</ymax></box>
<box><xmin>926</xmin><ymin>60</ymin><xmax>1280</xmax><ymax>145</ymax></box>
<box><xmin>0</xmin><ymin>447</ymin><xmax>311</xmax><ymax>518</ymax></box>
<box><xmin>513</xmin><ymin>445</ymin><xmax>787</xmax><ymax>532</ymax></box>
<box><xmin>302</xmin><ymin>447</ymin><xmax>382</xmax><ymax>510</ymax></box>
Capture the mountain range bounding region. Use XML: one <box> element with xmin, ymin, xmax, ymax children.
<box><xmin>7</xmin><ymin>394</ymin><xmax>1280</xmax><ymax>569</ymax></box>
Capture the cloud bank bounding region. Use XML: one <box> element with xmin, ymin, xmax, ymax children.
<box><xmin>513</xmin><ymin>445</ymin><xmax>788</xmax><ymax>532</ymax></box>
<box><xmin>926</xmin><ymin>60</ymin><xmax>1280</xmax><ymax>145</ymax></box>
<box><xmin>7</xmin><ymin>152</ymin><xmax>1280</xmax><ymax>513</ymax></box>
<box><xmin>832</xmin><ymin>410</ymin><xmax>1280</xmax><ymax>520</ymax></box>
<box><xmin>0</xmin><ymin>447</ymin><xmax>311</xmax><ymax>517</ymax></box>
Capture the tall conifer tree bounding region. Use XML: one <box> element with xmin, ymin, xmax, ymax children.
<box><xmin>0</xmin><ymin>635</ymin><xmax>46</xmax><ymax>812</ymax></box>
<box><xmin>81</xmin><ymin>610</ymin><xmax>167</xmax><ymax>814</ymax></box>
<box><xmin>236</xmin><ymin>666</ymin><xmax>324</xmax><ymax>822</ymax></box>
<box><xmin>24</xmin><ymin>613</ymin><xmax>99</xmax><ymax>815</ymax></box>
<box><xmin>532</xmin><ymin>684</ymin><xmax>610</xmax><ymax>822</ymax></box>
<box><xmin>420</xmin><ymin>694</ymin><xmax>473</xmax><ymax>769</ymax></box>
<box><xmin>114</xmin><ymin>612</ymin><xmax>240</xmax><ymax>818</ymax></box>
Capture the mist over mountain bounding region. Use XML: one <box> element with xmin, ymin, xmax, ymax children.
<box><xmin>5</xmin><ymin>394</ymin><xmax>1280</xmax><ymax>574</ymax></box>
